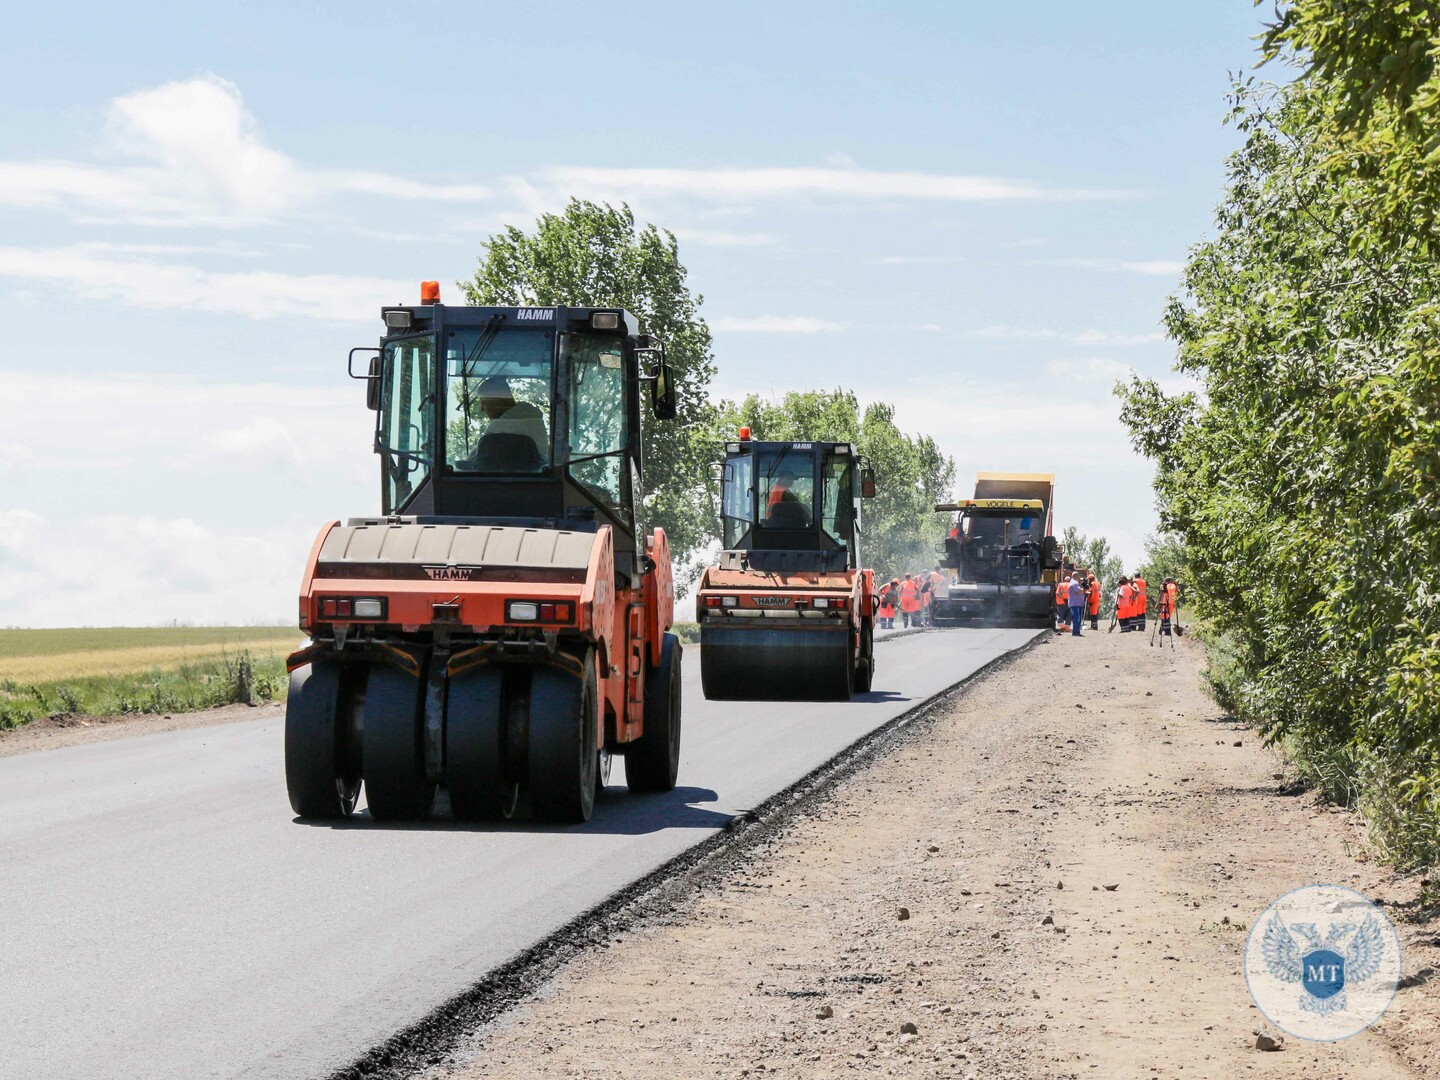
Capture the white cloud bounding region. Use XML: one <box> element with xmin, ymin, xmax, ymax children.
<box><xmin>0</xmin><ymin>245</ymin><xmax>409</xmax><ymax>322</ymax></box>
<box><xmin>672</xmin><ymin>228</ymin><xmax>778</xmax><ymax>247</ymax></box>
<box><xmin>1044</xmin><ymin>357</ymin><xmax>1135</xmax><ymax>383</ymax></box>
<box><xmin>0</xmin><ymin>75</ymin><xmax>492</xmax><ymax>226</ymax></box>
<box><xmin>1</xmin><ymin>371</ymin><xmax>373</xmax><ymax>479</ymax></box>
<box><xmin>521</xmin><ymin>166</ymin><xmax>1136</xmax><ymax>207</ymax></box>
<box><xmin>710</xmin><ymin>315</ymin><xmax>846</xmax><ymax>333</ymax></box>
<box><xmin>969</xmin><ymin>325</ymin><xmax>1165</xmax><ymax>346</ymax></box>
<box><xmin>0</xmin><ymin>372</ymin><xmax>376</xmax><ymax>626</ymax></box>
<box><xmin>0</xmin><ymin>508</ymin><xmax>314</xmax><ymax>627</ymax></box>
<box><xmin>1045</xmin><ymin>257</ymin><xmax>1184</xmax><ymax>276</ymax></box>
<box><xmin>877</xmin><ymin>255</ymin><xmax>965</xmax><ymax>265</ymax></box>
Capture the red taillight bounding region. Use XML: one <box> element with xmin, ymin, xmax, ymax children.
<box><xmin>704</xmin><ymin>595</ymin><xmax>722</xmax><ymax>608</ymax></box>
<box><xmin>322</xmin><ymin>598</ymin><xmax>337</xmax><ymax>617</ymax></box>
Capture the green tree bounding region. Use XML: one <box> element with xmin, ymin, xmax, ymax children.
<box><xmin>715</xmin><ymin>390</ymin><xmax>955</xmax><ymax>580</ymax></box>
<box><xmin>1135</xmin><ymin>533</ymin><xmax>1186</xmax><ymax>595</ymax></box>
<box><xmin>1117</xmin><ymin>65</ymin><xmax>1440</xmax><ymax>866</ymax></box>
<box><xmin>461</xmin><ymin>199</ymin><xmax>718</xmax><ymax>574</ymax></box>
<box><xmin>1059</xmin><ymin>527</ymin><xmax>1125</xmax><ymax>609</ymax></box>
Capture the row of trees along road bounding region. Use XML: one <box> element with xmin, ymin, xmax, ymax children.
<box><xmin>462</xmin><ymin>198</ymin><xmax>956</xmax><ymax>583</ymax></box>
<box><xmin>1119</xmin><ymin>2</ymin><xmax>1440</xmax><ymax>867</ymax></box>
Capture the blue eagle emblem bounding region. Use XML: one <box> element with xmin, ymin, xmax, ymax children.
<box><xmin>1262</xmin><ymin>914</ymin><xmax>1387</xmax><ymax>1014</ymax></box>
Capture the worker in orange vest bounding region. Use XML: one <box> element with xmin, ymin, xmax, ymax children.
<box><xmin>899</xmin><ymin>573</ymin><xmax>921</xmax><ymax>629</ymax></box>
<box><xmin>1154</xmin><ymin>576</ymin><xmax>1176</xmax><ymax>647</ymax></box>
<box><xmin>877</xmin><ymin>579</ymin><xmax>898</xmax><ymax>630</ymax></box>
<box><xmin>1164</xmin><ymin>577</ymin><xmax>1181</xmax><ymax>632</ymax></box>
<box><xmin>1086</xmin><ymin>571</ymin><xmax>1101</xmax><ymax>630</ymax></box>
<box><xmin>1054</xmin><ymin>576</ymin><xmax>1069</xmax><ymax>633</ymax></box>
<box><xmin>1116</xmin><ymin>576</ymin><xmax>1135</xmax><ymax>632</ymax></box>
<box><xmin>1134</xmin><ymin>576</ymin><xmax>1148</xmax><ymax>631</ymax></box>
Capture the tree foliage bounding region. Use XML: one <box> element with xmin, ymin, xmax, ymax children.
<box><xmin>461</xmin><ymin>199</ymin><xmax>718</xmax><ymax>573</ymax></box>
<box><xmin>1118</xmin><ymin>38</ymin><xmax>1440</xmax><ymax>864</ymax></box>
<box><xmin>1060</xmin><ymin>526</ymin><xmax>1125</xmax><ymax>607</ymax></box>
<box><xmin>715</xmin><ymin>390</ymin><xmax>956</xmax><ymax>580</ymax></box>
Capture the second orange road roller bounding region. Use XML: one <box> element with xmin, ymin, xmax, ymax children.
<box><xmin>696</xmin><ymin>432</ymin><xmax>877</xmax><ymax>700</ymax></box>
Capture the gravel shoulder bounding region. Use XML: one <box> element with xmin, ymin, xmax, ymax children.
<box><xmin>439</xmin><ymin>629</ymin><xmax>1439</xmax><ymax>1079</ymax></box>
<box><xmin>0</xmin><ymin>700</ymin><xmax>281</xmax><ymax>758</ymax></box>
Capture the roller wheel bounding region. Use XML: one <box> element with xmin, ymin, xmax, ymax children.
<box><xmin>853</xmin><ymin>622</ymin><xmax>875</xmax><ymax>694</ymax></box>
<box><xmin>628</xmin><ymin>633</ymin><xmax>682</xmax><ymax>792</ymax></box>
<box><xmin>362</xmin><ymin>661</ymin><xmax>435</xmax><ymax>821</ymax></box>
<box><xmin>447</xmin><ymin>666</ymin><xmax>519</xmax><ymax>821</ymax></box>
<box><xmin>839</xmin><ymin>633</ymin><xmax>856</xmax><ymax>700</ymax></box>
<box><xmin>284</xmin><ymin>661</ymin><xmax>360</xmax><ymax>819</ymax></box>
<box><xmin>528</xmin><ymin>652</ymin><xmax>597</xmax><ymax>823</ymax></box>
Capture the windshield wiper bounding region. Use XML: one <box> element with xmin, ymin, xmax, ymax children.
<box><xmin>459</xmin><ymin>314</ymin><xmax>504</xmax><ymax>455</ymax></box>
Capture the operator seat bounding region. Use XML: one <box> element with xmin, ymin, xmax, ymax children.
<box><xmin>766</xmin><ymin>499</ymin><xmax>811</xmax><ymax>529</ymax></box>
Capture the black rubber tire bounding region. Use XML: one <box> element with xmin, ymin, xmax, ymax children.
<box><xmin>284</xmin><ymin>661</ymin><xmax>360</xmax><ymax>819</ymax></box>
<box><xmin>853</xmin><ymin>622</ymin><xmax>874</xmax><ymax>694</ymax></box>
<box><xmin>362</xmin><ymin>661</ymin><xmax>435</xmax><ymax>821</ymax></box>
<box><xmin>627</xmin><ymin>634</ymin><xmax>682</xmax><ymax>792</ymax></box>
<box><xmin>528</xmin><ymin>653</ymin><xmax>597</xmax><ymax>823</ymax></box>
<box><xmin>447</xmin><ymin>665</ymin><xmax>518</xmax><ymax>821</ymax></box>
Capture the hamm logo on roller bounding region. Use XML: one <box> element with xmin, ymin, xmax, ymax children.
<box><xmin>423</xmin><ymin>566</ymin><xmax>477</xmax><ymax>581</ymax></box>
<box><xmin>753</xmin><ymin>596</ymin><xmax>791</xmax><ymax>607</ymax></box>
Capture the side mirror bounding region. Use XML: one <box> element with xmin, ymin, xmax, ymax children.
<box><xmin>706</xmin><ymin>461</ymin><xmax>726</xmax><ymax>482</ymax></box>
<box><xmin>349</xmin><ymin>347</ymin><xmax>383</xmax><ymax>411</ymax></box>
<box><xmin>860</xmin><ymin>467</ymin><xmax>877</xmax><ymax>499</ymax></box>
<box><xmin>366</xmin><ymin>356</ymin><xmax>381</xmax><ymax>411</ymax></box>
<box><xmin>650</xmin><ymin>362</ymin><xmax>677</xmax><ymax>420</ymax></box>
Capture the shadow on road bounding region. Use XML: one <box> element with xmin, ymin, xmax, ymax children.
<box><xmin>850</xmin><ymin>690</ymin><xmax>911</xmax><ymax>704</ymax></box>
<box><xmin>292</xmin><ymin>785</ymin><xmax>735</xmax><ymax>835</ymax></box>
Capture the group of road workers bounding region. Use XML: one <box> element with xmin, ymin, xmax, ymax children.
<box><xmin>875</xmin><ymin>568</ymin><xmax>949</xmax><ymax>630</ymax></box>
<box><xmin>1053</xmin><ymin>570</ymin><xmax>1182</xmax><ymax>641</ymax></box>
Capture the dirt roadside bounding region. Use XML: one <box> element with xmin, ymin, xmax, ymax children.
<box><xmin>0</xmin><ymin>700</ymin><xmax>282</xmax><ymax>758</ymax></box>
<box><xmin>440</xmin><ymin>630</ymin><xmax>1439</xmax><ymax>1079</ymax></box>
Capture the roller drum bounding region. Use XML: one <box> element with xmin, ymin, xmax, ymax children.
<box><xmin>700</xmin><ymin>622</ymin><xmax>854</xmax><ymax>701</ymax></box>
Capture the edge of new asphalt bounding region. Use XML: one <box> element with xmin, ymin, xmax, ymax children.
<box><xmin>327</xmin><ymin>627</ymin><xmax>1045</xmax><ymax>1080</ymax></box>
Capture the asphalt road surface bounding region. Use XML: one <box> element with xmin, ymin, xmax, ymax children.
<box><xmin>0</xmin><ymin>627</ymin><xmax>1036</xmax><ymax>1080</ymax></box>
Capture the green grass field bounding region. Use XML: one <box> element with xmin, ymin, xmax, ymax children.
<box><xmin>0</xmin><ymin>626</ymin><xmax>299</xmax><ymax>730</ymax></box>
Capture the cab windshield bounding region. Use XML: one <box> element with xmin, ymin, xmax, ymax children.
<box><xmin>757</xmin><ymin>447</ymin><xmax>816</xmax><ymax>531</ymax></box>
<box><xmin>445</xmin><ymin>326</ymin><xmax>553</xmax><ymax>473</ymax></box>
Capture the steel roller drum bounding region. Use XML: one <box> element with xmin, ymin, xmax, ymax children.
<box><xmin>700</xmin><ymin>621</ymin><xmax>853</xmax><ymax>701</ymax></box>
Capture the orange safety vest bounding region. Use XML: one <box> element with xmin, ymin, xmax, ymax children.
<box><xmin>1055</xmin><ymin>579</ymin><xmax>1068</xmax><ymax>606</ymax></box>
<box><xmin>899</xmin><ymin>579</ymin><xmax>920</xmax><ymax>612</ymax></box>
<box><xmin>1086</xmin><ymin>577</ymin><xmax>1101</xmax><ymax>616</ymax></box>
<box><xmin>1118</xmin><ymin>583</ymin><xmax>1135</xmax><ymax>617</ymax></box>
<box><xmin>878</xmin><ymin>596</ymin><xmax>895</xmax><ymax>617</ymax></box>
<box><xmin>1134</xmin><ymin>578</ymin><xmax>1148</xmax><ymax>616</ymax></box>
<box><xmin>1158</xmin><ymin>588</ymin><xmax>1173</xmax><ymax>619</ymax></box>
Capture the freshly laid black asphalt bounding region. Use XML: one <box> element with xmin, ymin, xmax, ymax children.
<box><xmin>0</xmin><ymin>627</ymin><xmax>1036</xmax><ymax>1080</ymax></box>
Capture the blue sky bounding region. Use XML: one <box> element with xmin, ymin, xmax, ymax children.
<box><xmin>0</xmin><ymin>1</ymin><xmax>1265</xmax><ymax>626</ymax></box>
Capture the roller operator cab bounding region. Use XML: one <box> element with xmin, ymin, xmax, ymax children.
<box><xmin>284</xmin><ymin>283</ymin><xmax>683</xmax><ymax>825</ymax></box>
<box><xmin>932</xmin><ymin>472</ymin><xmax>1062</xmax><ymax>628</ymax></box>
<box><xmin>696</xmin><ymin>434</ymin><xmax>877</xmax><ymax>700</ymax></box>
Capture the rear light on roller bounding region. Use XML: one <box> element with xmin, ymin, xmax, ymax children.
<box><xmin>721</xmin><ymin>596</ymin><xmax>738</xmax><ymax>608</ymax></box>
<box><xmin>704</xmin><ymin>596</ymin><xmax>722</xmax><ymax>608</ymax></box>
<box><xmin>318</xmin><ymin>596</ymin><xmax>387</xmax><ymax>621</ymax></box>
<box><xmin>505</xmin><ymin>599</ymin><xmax>574</xmax><ymax>624</ymax></box>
